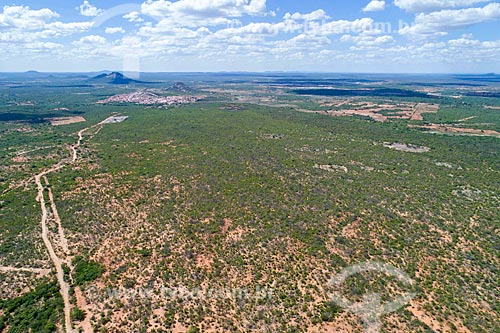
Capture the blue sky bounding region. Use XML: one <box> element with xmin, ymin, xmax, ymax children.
<box><xmin>1</xmin><ymin>0</ymin><xmax>500</xmax><ymax>72</ymax></box>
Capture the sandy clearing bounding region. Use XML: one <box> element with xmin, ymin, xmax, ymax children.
<box><xmin>0</xmin><ymin>266</ymin><xmax>51</xmax><ymax>275</ymax></box>
<box><xmin>409</xmin><ymin>124</ymin><xmax>500</xmax><ymax>138</ymax></box>
<box><xmin>74</xmin><ymin>287</ymin><xmax>93</xmax><ymax>333</ymax></box>
<box><xmin>47</xmin><ymin>117</ymin><xmax>86</xmax><ymax>126</ymax></box>
<box><xmin>457</xmin><ymin>116</ymin><xmax>477</xmax><ymax>122</ymax></box>
<box><xmin>314</xmin><ymin>164</ymin><xmax>348</xmax><ymax>173</ymax></box>
<box><xmin>383</xmin><ymin>143</ymin><xmax>431</xmax><ymax>153</ymax></box>
<box><xmin>331</xmin><ymin>109</ymin><xmax>388</xmax><ymax>122</ymax></box>
<box><xmin>297</xmin><ymin>102</ymin><xmax>440</xmax><ymax>123</ymax></box>
<box><xmin>410</xmin><ymin>103</ymin><xmax>440</xmax><ymax>121</ymax></box>
<box><xmin>408</xmin><ymin>300</ymin><xmax>472</xmax><ymax>333</ymax></box>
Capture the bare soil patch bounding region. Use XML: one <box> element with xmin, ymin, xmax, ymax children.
<box><xmin>47</xmin><ymin>116</ymin><xmax>86</xmax><ymax>126</ymax></box>
<box><xmin>314</xmin><ymin>164</ymin><xmax>348</xmax><ymax>173</ymax></box>
<box><xmin>410</xmin><ymin>103</ymin><xmax>440</xmax><ymax>121</ymax></box>
<box><xmin>301</xmin><ymin>101</ymin><xmax>439</xmax><ymax>123</ymax></box>
<box><xmin>409</xmin><ymin>124</ymin><xmax>500</xmax><ymax>137</ymax></box>
<box><xmin>383</xmin><ymin>143</ymin><xmax>431</xmax><ymax>153</ymax></box>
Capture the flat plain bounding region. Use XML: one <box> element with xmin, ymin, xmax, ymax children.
<box><xmin>0</xmin><ymin>72</ymin><xmax>499</xmax><ymax>333</ymax></box>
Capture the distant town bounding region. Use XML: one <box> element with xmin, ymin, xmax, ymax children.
<box><xmin>97</xmin><ymin>90</ymin><xmax>201</xmax><ymax>106</ymax></box>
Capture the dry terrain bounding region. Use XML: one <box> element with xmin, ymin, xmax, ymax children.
<box><xmin>47</xmin><ymin>116</ymin><xmax>86</xmax><ymax>126</ymax></box>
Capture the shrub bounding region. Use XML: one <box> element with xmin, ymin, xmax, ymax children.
<box><xmin>72</xmin><ymin>256</ymin><xmax>105</xmax><ymax>286</ymax></box>
<box><xmin>71</xmin><ymin>308</ymin><xmax>86</xmax><ymax>322</ymax></box>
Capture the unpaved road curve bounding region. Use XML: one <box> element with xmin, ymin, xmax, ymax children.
<box><xmin>34</xmin><ymin>122</ymin><xmax>103</xmax><ymax>333</ymax></box>
<box><xmin>71</xmin><ymin>127</ymin><xmax>87</xmax><ymax>162</ymax></box>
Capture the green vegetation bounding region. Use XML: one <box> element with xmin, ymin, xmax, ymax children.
<box><xmin>0</xmin><ymin>281</ymin><xmax>63</xmax><ymax>333</ymax></box>
<box><xmin>0</xmin><ymin>74</ymin><xmax>499</xmax><ymax>332</ymax></box>
<box><xmin>320</xmin><ymin>301</ymin><xmax>343</xmax><ymax>322</ymax></box>
<box><xmin>71</xmin><ymin>308</ymin><xmax>86</xmax><ymax>322</ymax></box>
<box><xmin>72</xmin><ymin>256</ymin><xmax>105</xmax><ymax>286</ymax></box>
<box><xmin>187</xmin><ymin>326</ymin><xmax>200</xmax><ymax>333</ymax></box>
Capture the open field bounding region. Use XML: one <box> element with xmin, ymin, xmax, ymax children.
<box><xmin>47</xmin><ymin>116</ymin><xmax>86</xmax><ymax>126</ymax></box>
<box><xmin>409</xmin><ymin>124</ymin><xmax>500</xmax><ymax>138</ymax></box>
<box><xmin>0</xmin><ymin>73</ymin><xmax>499</xmax><ymax>333</ymax></box>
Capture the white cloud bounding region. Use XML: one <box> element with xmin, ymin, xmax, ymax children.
<box><xmin>394</xmin><ymin>0</ymin><xmax>492</xmax><ymax>13</ymax></box>
<box><xmin>284</xmin><ymin>9</ymin><xmax>329</xmax><ymax>21</ymax></box>
<box><xmin>78</xmin><ymin>1</ymin><xmax>103</xmax><ymax>17</ymax></box>
<box><xmin>105</xmin><ymin>27</ymin><xmax>125</xmax><ymax>34</ymax></box>
<box><xmin>0</xmin><ymin>5</ymin><xmax>59</xmax><ymax>29</ymax></box>
<box><xmin>227</xmin><ymin>20</ymin><xmax>300</xmax><ymax>35</ymax></box>
<box><xmin>123</xmin><ymin>11</ymin><xmax>144</xmax><ymax>23</ymax></box>
<box><xmin>25</xmin><ymin>41</ymin><xmax>64</xmax><ymax>49</ymax></box>
<box><xmin>341</xmin><ymin>34</ymin><xmax>394</xmax><ymax>46</ymax></box>
<box><xmin>245</xmin><ymin>0</ymin><xmax>267</xmax><ymax>15</ymax></box>
<box><xmin>3</xmin><ymin>1</ymin><xmax>500</xmax><ymax>72</ymax></box>
<box><xmin>75</xmin><ymin>35</ymin><xmax>107</xmax><ymax>45</ymax></box>
<box><xmin>140</xmin><ymin>0</ymin><xmax>268</xmax><ymax>27</ymax></box>
<box><xmin>320</xmin><ymin>18</ymin><xmax>375</xmax><ymax>35</ymax></box>
<box><xmin>0</xmin><ymin>5</ymin><xmax>93</xmax><ymax>46</ymax></box>
<box><xmin>363</xmin><ymin>1</ymin><xmax>386</xmax><ymax>12</ymax></box>
<box><xmin>448</xmin><ymin>36</ymin><xmax>481</xmax><ymax>45</ymax></box>
<box><xmin>46</xmin><ymin>21</ymin><xmax>94</xmax><ymax>34</ymax></box>
<box><xmin>400</xmin><ymin>3</ymin><xmax>500</xmax><ymax>36</ymax></box>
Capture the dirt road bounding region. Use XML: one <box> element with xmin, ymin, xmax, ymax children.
<box><xmin>33</xmin><ymin>122</ymin><xmax>103</xmax><ymax>333</ymax></box>
<box><xmin>35</xmin><ymin>170</ymin><xmax>75</xmax><ymax>333</ymax></box>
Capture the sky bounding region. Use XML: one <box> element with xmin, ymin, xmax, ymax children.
<box><xmin>1</xmin><ymin>0</ymin><xmax>500</xmax><ymax>73</ymax></box>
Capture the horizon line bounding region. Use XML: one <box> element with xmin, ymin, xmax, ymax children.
<box><xmin>1</xmin><ymin>70</ymin><xmax>498</xmax><ymax>75</ymax></box>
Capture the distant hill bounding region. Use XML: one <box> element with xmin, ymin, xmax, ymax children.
<box><xmin>167</xmin><ymin>82</ymin><xmax>193</xmax><ymax>93</ymax></box>
<box><xmin>89</xmin><ymin>72</ymin><xmax>142</xmax><ymax>85</ymax></box>
<box><xmin>23</xmin><ymin>70</ymin><xmax>49</xmax><ymax>78</ymax></box>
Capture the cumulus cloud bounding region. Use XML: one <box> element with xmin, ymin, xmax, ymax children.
<box><xmin>3</xmin><ymin>1</ymin><xmax>500</xmax><ymax>72</ymax></box>
<box><xmin>394</xmin><ymin>0</ymin><xmax>492</xmax><ymax>13</ymax></box>
<box><xmin>244</xmin><ymin>0</ymin><xmax>267</xmax><ymax>15</ymax></box>
<box><xmin>46</xmin><ymin>21</ymin><xmax>94</xmax><ymax>33</ymax></box>
<box><xmin>210</xmin><ymin>21</ymin><xmax>300</xmax><ymax>39</ymax></box>
<box><xmin>78</xmin><ymin>1</ymin><xmax>103</xmax><ymax>17</ymax></box>
<box><xmin>136</xmin><ymin>0</ymin><xmax>268</xmax><ymax>29</ymax></box>
<box><xmin>363</xmin><ymin>1</ymin><xmax>386</xmax><ymax>12</ymax></box>
<box><xmin>123</xmin><ymin>11</ymin><xmax>144</xmax><ymax>23</ymax></box>
<box><xmin>105</xmin><ymin>27</ymin><xmax>125</xmax><ymax>34</ymax></box>
<box><xmin>448</xmin><ymin>35</ymin><xmax>482</xmax><ymax>45</ymax></box>
<box><xmin>0</xmin><ymin>4</ymin><xmax>92</xmax><ymax>46</ymax></box>
<box><xmin>0</xmin><ymin>5</ymin><xmax>59</xmax><ymax>29</ymax></box>
<box><xmin>25</xmin><ymin>41</ymin><xmax>64</xmax><ymax>49</ymax></box>
<box><xmin>284</xmin><ymin>9</ymin><xmax>330</xmax><ymax>21</ymax></box>
<box><xmin>400</xmin><ymin>3</ymin><xmax>500</xmax><ymax>36</ymax></box>
<box><xmin>320</xmin><ymin>18</ymin><xmax>375</xmax><ymax>35</ymax></box>
<box><xmin>75</xmin><ymin>35</ymin><xmax>107</xmax><ymax>45</ymax></box>
<box><xmin>341</xmin><ymin>34</ymin><xmax>394</xmax><ymax>47</ymax></box>
<box><xmin>140</xmin><ymin>0</ymin><xmax>268</xmax><ymax>27</ymax></box>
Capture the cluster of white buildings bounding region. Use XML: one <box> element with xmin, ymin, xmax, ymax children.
<box><xmin>98</xmin><ymin>91</ymin><xmax>200</xmax><ymax>106</ymax></box>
